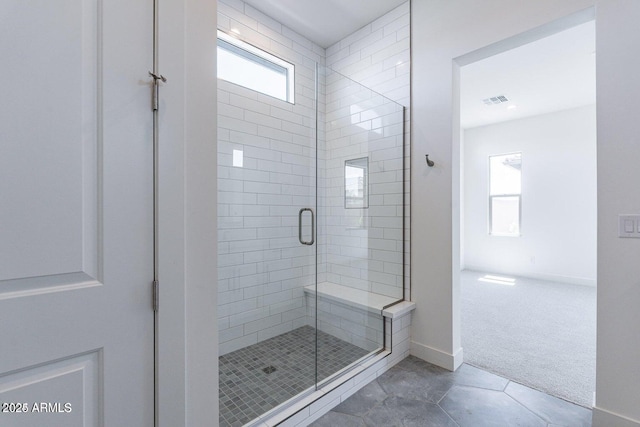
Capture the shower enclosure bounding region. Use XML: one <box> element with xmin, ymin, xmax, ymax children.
<box><xmin>218</xmin><ymin>63</ymin><xmax>405</xmax><ymax>426</ymax></box>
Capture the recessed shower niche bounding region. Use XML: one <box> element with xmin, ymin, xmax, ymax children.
<box><xmin>216</xmin><ymin>0</ymin><xmax>410</xmax><ymax>425</ymax></box>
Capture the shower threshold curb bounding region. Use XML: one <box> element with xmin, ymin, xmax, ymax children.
<box><xmin>248</xmin><ymin>349</ymin><xmax>392</xmax><ymax>427</ymax></box>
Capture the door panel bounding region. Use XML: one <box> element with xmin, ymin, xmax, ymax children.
<box><xmin>1</xmin><ymin>0</ymin><xmax>96</xmax><ymax>282</ymax></box>
<box><xmin>0</xmin><ymin>352</ymin><xmax>99</xmax><ymax>427</ymax></box>
<box><xmin>0</xmin><ymin>0</ymin><xmax>154</xmax><ymax>425</ymax></box>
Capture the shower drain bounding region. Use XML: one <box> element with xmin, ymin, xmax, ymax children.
<box><xmin>262</xmin><ymin>366</ymin><xmax>277</xmax><ymax>374</ymax></box>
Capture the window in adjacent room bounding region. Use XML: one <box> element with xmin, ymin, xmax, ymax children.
<box><xmin>489</xmin><ymin>152</ymin><xmax>522</xmax><ymax>236</ymax></box>
<box><xmin>345</xmin><ymin>157</ymin><xmax>369</xmax><ymax>209</ymax></box>
<box><xmin>217</xmin><ymin>30</ymin><xmax>295</xmax><ymax>103</ymax></box>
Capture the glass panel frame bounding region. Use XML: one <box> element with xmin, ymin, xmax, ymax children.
<box><xmin>315</xmin><ymin>66</ymin><xmax>405</xmax><ymax>392</ymax></box>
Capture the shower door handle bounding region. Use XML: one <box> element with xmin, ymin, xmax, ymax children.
<box><xmin>298</xmin><ymin>208</ymin><xmax>315</xmax><ymax>246</ymax></box>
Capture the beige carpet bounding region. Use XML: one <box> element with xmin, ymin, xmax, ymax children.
<box><xmin>461</xmin><ymin>270</ymin><xmax>596</xmax><ymax>407</ymax></box>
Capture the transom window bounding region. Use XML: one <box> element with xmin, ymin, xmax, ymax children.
<box><xmin>217</xmin><ymin>30</ymin><xmax>295</xmax><ymax>103</ymax></box>
<box><xmin>489</xmin><ymin>153</ymin><xmax>522</xmax><ymax>236</ymax></box>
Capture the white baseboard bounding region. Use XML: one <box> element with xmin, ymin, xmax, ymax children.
<box><xmin>410</xmin><ymin>341</ymin><xmax>463</xmax><ymax>371</ymax></box>
<box><xmin>592</xmin><ymin>407</ymin><xmax>640</xmax><ymax>427</ymax></box>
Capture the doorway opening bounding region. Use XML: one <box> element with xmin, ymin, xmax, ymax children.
<box><xmin>457</xmin><ymin>19</ymin><xmax>597</xmax><ymax>407</ymax></box>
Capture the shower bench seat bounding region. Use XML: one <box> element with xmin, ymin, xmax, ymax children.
<box><xmin>304</xmin><ymin>282</ymin><xmax>407</xmax><ymax>352</ymax></box>
<box><xmin>303</xmin><ymin>282</ymin><xmax>398</xmax><ymax>314</ymax></box>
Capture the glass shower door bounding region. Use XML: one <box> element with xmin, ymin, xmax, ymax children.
<box><xmin>218</xmin><ymin>59</ymin><xmax>405</xmax><ymax>425</ymax></box>
<box><xmin>315</xmin><ymin>67</ymin><xmax>405</xmax><ymax>386</ymax></box>
<box><xmin>217</xmin><ymin>61</ymin><xmax>318</xmax><ymax>425</ymax></box>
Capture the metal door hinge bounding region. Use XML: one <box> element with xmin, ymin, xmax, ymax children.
<box><xmin>152</xmin><ymin>280</ymin><xmax>159</xmax><ymax>312</ymax></box>
<box><xmin>149</xmin><ymin>72</ymin><xmax>167</xmax><ymax>111</ymax></box>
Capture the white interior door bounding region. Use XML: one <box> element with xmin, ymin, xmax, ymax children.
<box><xmin>0</xmin><ymin>1</ymin><xmax>154</xmax><ymax>426</ymax></box>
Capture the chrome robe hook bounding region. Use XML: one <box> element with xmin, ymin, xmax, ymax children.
<box><xmin>425</xmin><ymin>154</ymin><xmax>435</xmax><ymax>167</ymax></box>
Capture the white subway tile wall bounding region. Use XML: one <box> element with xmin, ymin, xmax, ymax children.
<box><xmin>319</xmin><ymin>70</ymin><xmax>405</xmax><ymax>299</ymax></box>
<box><xmin>217</xmin><ymin>0</ymin><xmax>411</xmax><ymax>355</ymax></box>
<box><xmin>217</xmin><ymin>0</ymin><xmax>323</xmax><ymax>355</ymax></box>
<box><xmin>325</xmin><ymin>2</ymin><xmax>411</xmax><ymax>300</ymax></box>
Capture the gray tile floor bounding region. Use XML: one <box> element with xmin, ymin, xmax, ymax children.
<box><xmin>219</xmin><ymin>325</ymin><xmax>369</xmax><ymax>427</ymax></box>
<box><xmin>312</xmin><ymin>356</ymin><xmax>592</xmax><ymax>427</ymax></box>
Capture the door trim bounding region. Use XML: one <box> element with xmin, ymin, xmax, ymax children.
<box><xmin>156</xmin><ymin>0</ymin><xmax>218</xmax><ymax>425</ymax></box>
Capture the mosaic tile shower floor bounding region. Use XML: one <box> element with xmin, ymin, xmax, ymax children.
<box><xmin>219</xmin><ymin>325</ymin><xmax>371</xmax><ymax>427</ymax></box>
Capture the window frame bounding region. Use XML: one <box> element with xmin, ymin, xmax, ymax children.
<box><xmin>217</xmin><ymin>29</ymin><xmax>295</xmax><ymax>104</ymax></box>
<box><xmin>488</xmin><ymin>152</ymin><xmax>522</xmax><ymax>237</ymax></box>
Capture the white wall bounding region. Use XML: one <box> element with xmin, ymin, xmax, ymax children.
<box><xmin>594</xmin><ymin>1</ymin><xmax>640</xmax><ymax>425</ymax></box>
<box><xmin>157</xmin><ymin>0</ymin><xmax>218</xmax><ymax>424</ymax></box>
<box><xmin>411</xmin><ymin>0</ymin><xmax>640</xmax><ymax>425</ymax></box>
<box><xmin>463</xmin><ymin>106</ymin><xmax>597</xmax><ymax>286</ymax></box>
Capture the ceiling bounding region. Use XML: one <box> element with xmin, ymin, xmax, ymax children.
<box><xmin>242</xmin><ymin>0</ymin><xmax>407</xmax><ymax>48</ymax></box>
<box><xmin>236</xmin><ymin>2</ymin><xmax>594</xmax><ymax>129</ymax></box>
<box><xmin>461</xmin><ymin>21</ymin><xmax>596</xmax><ymax>129</ymax></box>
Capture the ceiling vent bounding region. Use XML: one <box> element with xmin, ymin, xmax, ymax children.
<box><xmin>482</xmin><ymin>95</ymin><xmax>509</xmax><ymax>105</ymax></box>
